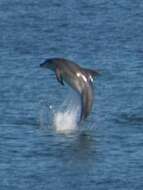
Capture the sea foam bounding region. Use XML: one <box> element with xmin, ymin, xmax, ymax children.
<box><xmin>53</xmin><ymin>91</ymin><xmax>81</xmax><ymax>134</ymax></box>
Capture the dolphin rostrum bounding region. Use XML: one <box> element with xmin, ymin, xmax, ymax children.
<box><xmin>40</xmin><ymin>58</ymin><xmax>99</xmax><ymax>122</ymax></box>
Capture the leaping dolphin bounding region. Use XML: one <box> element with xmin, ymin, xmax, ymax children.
<box><xmin>40</xmin><ymin>58</ymin><xmax>99</xmax><ymax>122</ymax></box>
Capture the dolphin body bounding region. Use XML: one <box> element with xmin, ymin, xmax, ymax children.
<box><xmin>40</xmin><ymin>58</ymin><xmax>99</xmax><ymax>122</ymax></box>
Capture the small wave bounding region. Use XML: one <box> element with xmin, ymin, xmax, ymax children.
<box><xmin>115</xmin><ymin>112</ymin><xmax>143</xmax><ymax>126</ymax></box>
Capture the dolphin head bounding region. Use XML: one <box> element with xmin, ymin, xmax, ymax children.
<box><xmin>40</xmin><ymin>58</ymin><xmax>56</xmax><ymax>71</ymax></box>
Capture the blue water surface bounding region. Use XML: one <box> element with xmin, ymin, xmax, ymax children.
<box><xmin>0</xmin><ymin>0</ymin><xmax>143</xmax><ymax>189</ymax></box>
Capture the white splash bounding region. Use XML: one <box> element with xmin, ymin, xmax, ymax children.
<box><xmin>53</xmin><ymin>91</ymin><xmax>81</xmax><ymax>134</ymax></box>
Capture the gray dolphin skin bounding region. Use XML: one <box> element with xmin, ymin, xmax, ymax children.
<box><xmin>40</xmin><ymin>58</ymin><xmax>99</xmax><ymax>122</ymax></box>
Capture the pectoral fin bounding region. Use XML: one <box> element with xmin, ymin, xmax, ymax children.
<box><xmin>56</xmin><ymin>68</ymin><xmax>64</xmax><ymax>86</ymax></box>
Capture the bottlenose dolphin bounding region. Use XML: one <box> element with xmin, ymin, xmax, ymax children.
<box><xmin>40</xmin><ymin>58</ymin><xmax>99</xmax><ymax>122</ymax></box>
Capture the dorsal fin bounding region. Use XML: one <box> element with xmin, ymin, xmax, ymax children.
<box><xmin>83</xmin><ymin>68</ymin><xmax>100</xmax><ymax>81</ymax></box>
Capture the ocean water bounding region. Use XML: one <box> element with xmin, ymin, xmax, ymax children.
<box><xmin>0</xmin><ymin>0</ymin><xmax>143</xmax><ymax>189</ymax></box>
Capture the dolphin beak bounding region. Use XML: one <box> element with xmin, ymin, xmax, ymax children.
<box><xmin>40</xmin><ymin>61</ymin><xmax>48</xmax><ymax>68</ymax></box>
<box><xmin>40</xmin><ymin>59</ymin><xmax>54</xmax><ymax>70</ymax></box>
<box><xmin>40</xmin><ymin>63</ymin><xmax>44</xmax><ymax>67</ymax></box>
